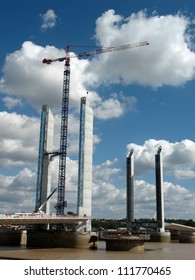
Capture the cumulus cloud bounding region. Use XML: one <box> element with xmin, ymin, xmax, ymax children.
<box><xmin>0</xmin><ymin>157</ymin><xmax>78</xmax><ymax>214</ymax></box>
<box><xmin>0</xmin><ymin>168</ymin><xmax>36</xmax><ymax>214</ymax></box>
<box><xmin>127</xmin><ymin>139</ymin><xmax>195</xmax><ymax>179</ymax></box>
<box><xmin>92</xmin><ymin>157</ymin><xmax>195</xmax><ymax>219</ymax></box>
<box><xmin>94</xmin><ymin>93</ymin><xmax>137</xmax><ymax>120</ymax></box>
<box><xmin>87</xmin><ymin>9</ymin><xmax>195</xmax><ymax>87</ymax></box>
<box><xmin>93</xmin><ymin>158</ymin><xmax>120</xmax><ymax>183</ymax></box>
<box><xmin>40</xmin><ymin>9</ymin><xmax>57</xmax><ymax>29</ymax></box>
<box><xmin>0</xmin><ymin>108</ymin><xmax>99</xmax><ymax>171</ymax></box>
<box><xmin>0</xmin><ymin>110</ymin><xmax>72</xmax><ymax>170</ymax></box>
<box><xmin>4</xmin><ymin>8</ymin><xmax>193</xmax><ymax>118</ymax></box>
<box><xmin>0</xmin><ymin>42</ymin><xmax>65</xmax><ymax>112</ymax></box>
<box><xmin>0</xmin><ymin>111</ymin><xmax>39</xmax><ymax>168</ymax></box>
<box><xmin>0</xmin><ymin>41</ymin><xmax>133</xmax><ymax>120</ymax></box>
<box><xmin>134</xmin><ymin>180</ymin><xmax>195</xmax><ymax>219</ymax></box>
<box><xmin>1</xmin><ymin>10</ymin><xmax>195</xmax><ymax>118</ymax></box>
<box><xmin>3</xmin><ymin>96</ymin><xmax>23</xmax><ymax>109</ymax></box>
<box><xmin>0</xmin><ymin>155</ymin><xmax>195</xmax><ymax>219</ymax></box>
<box><xmin>92</xmin><ymin>158</ymin><xmax>126</xmax><ymax>218</ymax></box>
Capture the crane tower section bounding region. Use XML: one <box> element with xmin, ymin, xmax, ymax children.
<box><xmin>55</xmin><ymin>46</ymin><xmax>70</xmax><ymax>215</ymax></box>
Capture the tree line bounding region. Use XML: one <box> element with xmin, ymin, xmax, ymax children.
<box><xmin>91</xmin><ymin>218</ymin><xmax>195</xmax><ymax>229</ymax></box>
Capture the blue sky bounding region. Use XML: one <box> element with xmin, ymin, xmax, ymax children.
<box><xmin>1</xmin><ymin>0</ymin><xmax>195</xmax><ymax>219</ymax></box>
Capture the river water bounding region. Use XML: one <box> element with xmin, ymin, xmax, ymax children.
<box><xmin>0</xmin><ymin>241</ymin><xmax>195</xmax><ymax>260</ymax></box>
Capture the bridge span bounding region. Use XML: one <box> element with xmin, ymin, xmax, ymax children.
<box><xmin>165</xmin><ymin>222</ymin><xmax>195</xmax><ymax>232</ymax></box>
<box><xmin>0</xmin><ymin>214</ymin><xmax>89</xmax><ymax>225</ymax></box>
<box><xmin>0</xmin><ymin>215</ymin><xmax>195</xmax><ymax>232</ymax></box>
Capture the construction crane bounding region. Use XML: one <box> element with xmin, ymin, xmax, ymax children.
<box><xmin>35</xmin><ymin>187</ymin><xmax>57</xmax><ymax>213</ymax></box>
<box><xmin>42</xmin><ymin>41</ymin><xmax>149</xmax><ymax>216</ymax></box>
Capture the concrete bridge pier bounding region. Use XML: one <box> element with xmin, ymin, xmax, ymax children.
<box><xmin>150</xmin><ymin>231</ymin><xmax>171</xmax><ymax>242</ymax></box>
<box><xmin>179</xmin><ymin>232</ymin><xmax>195</xmax><ymax>243</ymax></box>
<box><xmin>26</xmin><ymin>229</ymin><xmax>91</xmax><ymax>248</ymax></box>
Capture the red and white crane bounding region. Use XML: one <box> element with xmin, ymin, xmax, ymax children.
<box><xmin>42</xmin><ymin>41</ymin><xmax>149</xmax><ymax>216</ymax></box>
<box><xmin>42</xmin><ymin>41</ymin><xmax>149</xmax><ymax>64</ymax></box>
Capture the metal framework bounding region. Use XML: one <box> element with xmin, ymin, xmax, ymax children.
<box><xmin>55</xmin><ymin>46</ymin><xmax>70</xmax><ymax>215</ymax></box>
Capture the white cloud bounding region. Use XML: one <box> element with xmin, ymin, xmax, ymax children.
<box><xmin>92</xmin><ymin>158</ymin><xmax>125</xmax><ymax>218</ymax></box>
<box><xmin>1</xmin><ymin>10</ymin><xmax>195</xmax><ymax>121</ymax></box>
<box><xmin>87</xmin><ymin>9</ymin><xmax>195</xmax><ymax>87</ymax></box>
<box><xmin>40</xmin><ymin>9</ymin><xmax>57</xmax><ymax>29</ymax></box>
<box><xmin>94</xmin><ymin>97</ymin><xmax>123</xmax><ymax>119</ymax></box>
<box><xmin>0</xmin><ymin>41</ymin><xmax>92</xmax><ymax>113</ymax></box>
<box><xmin>0</xmin><ymin>41</ymin><xmax>64</xmax><ymax>112</ymax></box>
<box><xmin>92</xmin><ymin>181</ymin><xmax>126</xmax><ymax>218</ymax></box>
<box><xmin>0</xmin><ymin>111</ymin><xmax>76</xmax><ymax>172</ymax></box>
<box><xmin>92</xmin><ymin>157</ymin><xmax>195</xmax><ymax>219</ymax></box>
<box><xmin>3</xmin><ymin>96</ymin><xmax>23</xmax><ymax>109</ymax></box>
<box><xmin>93</xmin><ymin>158</ymin><xmax>120</xmax><ymax>183</ymax></box>
<box><xmin>0</xmin><ymin>41</ymin><xmax>132</xmax><ymax>120</ymax></box>
<box><xmin>0</xmin><ymin>107</ymin><xmax>99</xmax><ymax>171</ymax></box>
<box><xmin>0</xmin><ymin>168</ymin><xmax>36</xmax><ymax>214</ymax></box>
<box><xmin>0</xmin><ymin>155</ymin><xmax>195</xmax><ymax>219</ymax></box>
<box><xmin>134</xmin><ymin>180</ymin><xmax>195</xmax><ymax>219</ymax></box>
<box><xmin>0</xmin><ymin>111</ymin><xmax>39</xmax><ymax>168</ymax></box>
<box><xmin>0</xmin><ymin>157</ymin><xmax>78</xmax><ymax>214</ymax></box>
<box><xmin>94</xmin><ymin>93</ymin><xmax>137</xmax><ymax>120</ymax></box>
<box><xmin>53</xmin><ymin>112</ymin><xmax>80</xmax><ymax>156</ymax></box>
<box><xmin>127</xmin><ymin>139</ymin><xmax>195</xmax><ymax>179</ymax></box>
<box><xmin>53</xmin><ymin>111</ymin><xmax>101</xmax><ymax>157</ymax></box>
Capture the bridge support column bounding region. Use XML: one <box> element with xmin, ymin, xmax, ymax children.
<box><xmin>179</xmin><ymin>232</ymin><xmax>195</xmax><ymax>243</ymax></box>
<box><xmin>150</xmin><ymin>231</ymin><xmax>171</xmax><ymax>242</ymax></box>
<box><xmin>155</xmin><ymin>146</ymin><xmax>165</xmax><ymax>233</ymax></box>
<box><xmin>126</xmin><ymin>149</ymin><xmax>134</xmax><ymax>229</ymax></box>
<box><xmin>26</xmin><ymin>229</ymin><xmax>91</xmax><ymax>248</ymax></box>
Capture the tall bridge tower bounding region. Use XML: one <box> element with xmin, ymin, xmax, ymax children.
<box><xmin>35</xmin><ymin>105</ymin><xmax>54</xmax><ymax>213</ymax></box>
<box><xmin>126</xmin><ymin>149</ymin><xmax>134</xmax><ymax>229</ymax></box>
<box><xmin>77</xmin><ymin>97</ymin><xmax>93</xmax><ymax>232</ymax></box>
<box><xmin>155</xmin><ymin>146</ymin><xmax>165</xmax><ymax>232</ymax></box>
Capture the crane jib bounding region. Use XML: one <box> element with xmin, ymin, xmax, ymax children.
<box><xmin>42</xmin><ymin>41</ymin><xmax>149</xmax><ymax>64</ymax></box>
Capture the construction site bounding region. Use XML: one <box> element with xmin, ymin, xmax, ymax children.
<box><xmin>1</xmin><ymin>40</ymin><xmax>195</xmax><ymax>250</ymax></box>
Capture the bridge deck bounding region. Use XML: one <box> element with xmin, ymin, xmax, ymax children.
<box><xmin>165</xmin><ymin>222</ymin><xmax>195</xmax><ymax>232</ymax></box>
<box><xmin>0</xmin><ymin>214</ymin><xmax>89</xmax><ymax>225</ymax></box>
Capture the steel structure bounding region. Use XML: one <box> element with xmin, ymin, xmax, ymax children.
<box><xmin>42</xmin><ymin>41</ymin><xmax>149</xmax><ymax>216</ymax></box>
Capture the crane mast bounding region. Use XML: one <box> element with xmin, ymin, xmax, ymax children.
<box><xmin>42</xmin><ymin>41</ymin><xmax>149</xmax><ymax>217</ymax></box>
<box><xmin>56</xmin><ymin>45</ymin><xmax>70</xmax><ymax>215</ymax></box>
